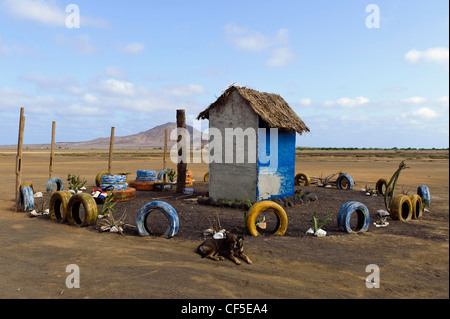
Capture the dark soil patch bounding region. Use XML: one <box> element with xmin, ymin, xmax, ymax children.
<box><xmin>34</xmin><ymin>182</ymin><xmax>446</xmax><ymax>242</ymax></box>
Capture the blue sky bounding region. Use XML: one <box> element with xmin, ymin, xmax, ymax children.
<box><xmin>0</xmin><ymin>0</ymin><xmax>448</xmax><ymax>148</ymax></box>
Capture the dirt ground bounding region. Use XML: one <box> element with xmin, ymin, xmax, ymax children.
<box><xmin>0</xmin><ymin>149</ymin><xmax>448</xmax><ymax>301</ymax></box>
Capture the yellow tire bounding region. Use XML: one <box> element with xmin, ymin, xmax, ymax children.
<box><xmin>67</xmin><ymin>193</ymin><xmax>98</xmax><ymax>227</ymax></box>
<box><xmin>204</xmin><ymin>172</ymin><xmax>209</xmax><ymax>182</ymax></box>
<box><xmin>95</xmin><ymin>171</ymin><xmax>111</xmax><ymax>187</ymax></box>
<box><xmin>295</xmin><ymin>173</ymin><xmax>310</xmax><ymax>186</ymax></box>
<box><xmin>246</xmin><ymin>201</ymin><xmax>288</xmax><ymax>237</ymax></box>
<box><xmin>49</xmin><ymin>191</ymin><xmax>72</xmax><ymax>222</ymax></box>
<box><xmin>409</xmin><ymin>194</ymin><xmax>423</xmax><ymax>219</ymax></box>
<box><xmin>389</xmin><ymin>194</ymin><xmax>412</xmax><ymax>221</ymax></box>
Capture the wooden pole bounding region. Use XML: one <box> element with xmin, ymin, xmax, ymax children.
<box><xmin>176</xmin><ymin>110</ymin><xmax>187</xmax><ymax>193</ymax></box>
<box><xmin>15</xmin><ymin>108</ymin><xmax>25</xmax><ymax>212</ymax></box>
<box><xmin>49</xmin><ymin>121</ymin><xmax>56</xmax><ymax>179</ymax></box>
<box><xmin>108</xmin><ymin>127</ymin><xmax>115</xmax><ymax>173</ymax></box>
<box><xmin>163</xmin><ymin>128</ymin><xmax>168</xmax><ymax>182</ymax></box>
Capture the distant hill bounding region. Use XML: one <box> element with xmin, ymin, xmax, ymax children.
<box><xmin>0</xmin><ymin>122</ymin><xmax>206</xmax><ymax>150</ymax></box>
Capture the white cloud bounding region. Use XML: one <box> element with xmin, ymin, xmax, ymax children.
<box><xmin>119</xmin><ymin>42</ymin><xmax>146</xmax><ymax>55</ymax></box>
<box><xmin>224</xmin><ymin>24</ymin><xmax>295</xmax><ymax>67</ymax></box>
<box><xmin>405</xmin><ymin>47</ymin><xmax>449</xmax><ymax>70</ymax></box>
<box><xmin>1</xmin><ymin>0</ymin><xmax>109</xmax><ymax>28</ymax></box>
<box><xmin>54</xmin><ymin>33</ymin><xmax>98</xmax><ymax>55</ymax></box>
<box><xmin>401</xmin><ymin>96</ymin><xmax>428</xmax><ymax>105</ymax></box>
<box><xmin>95</xmin><ymin>78</ymin><xmax>136</xmax><ymax>96</ymax></box>
<box><xmin>336</xmin><ymin>96</ymin><xmax>370</xmax><ymax>108</ymax></box>
<box><xmin>412</xmin><ymin>107</ymin><xmax>439</xmax><ymax>119</ymax></box>
<box><xmin>19</xmin><ymin>73</ymin><xmax>84</xmax><ymax>95</ymax></box>
<box><xmin>299</xmin><ymin>98</ymin><xmax>312</xmax><ymax>106</ymax></box>
<box><xmin>0</xmin><ymin>35</ymin><xmax>33</xmax><ymax>56</ymax></box>
<box><xmin>265</xmin><ymin>47</ymin><xmax>296</xmax><ymax>68</ymax></box>
<box><xmin>435</xmin><ymin>96</ymin><xmax>449</xmax><ymax>108</ymax></box>
<box><xmin>162</xmin><ymin>84</ymin><xmax>206</xmax><ymax>97</ymax></box>
<box><xmin>323</xmin><ymin>96</ymin><xmax>370</xmax><ymax>108</ymax></box>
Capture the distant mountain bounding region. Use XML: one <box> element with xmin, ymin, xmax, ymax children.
<box><xmin>0</xmin><ymin>122</ymin><xmax>206</xmax><ymax>150</ymax></box>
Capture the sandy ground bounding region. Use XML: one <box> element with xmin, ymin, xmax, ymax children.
<box><xmin>0</xmin><ymin>149</ymin><xmax>448</xmax><ymax>301</ymax></box>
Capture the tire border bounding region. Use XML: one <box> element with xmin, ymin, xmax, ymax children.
<box><xmin>246</xmin><ymin>200</ymin><xmax>288</xmax><ymax>237</ymax></box>
<box><xmin>337</xmin><ymin>201</ymin><xmax>370</xmax><ymax>233</ymax></box>
<box><xmin>46</xmin><ymin>177</ymin><xmax>64</xmax><ymax>193</ymax></box>
<box><xmin>135</xmin><ymin>201</ymin><xmax>179</xmax><ymax>239</ymax></box>
<box><xmin>49</xmin><ymin>190</ymin><xmax>72</xmax><ymax>222</ymax></box>
<box><xmin>295</xmin><ymin>173</ymin><xmax>311</xmax><ymax>186</ymax></box>
<box><xmin>66</xmin><ymin>193</ymin><xmax>98</xmax><ymax>227</ymax></box>
<box><xmin>409</xmin><ymin>194</ymin><xmax>423</xmax><ymax>219</ymax></box>
<box><xmin>417</xmin><ymin>185</ymin><xmax>431</xmax><ymax>208</ymax></box>
<box><xmin>336</xmin><ymin>174</ymin><xmax>354</xmax><ymax>190</ymax></box>
<box><xmin>389</xmin><ymin>194</ymin><xmax>413</xmax><ymax>221</ymax></box>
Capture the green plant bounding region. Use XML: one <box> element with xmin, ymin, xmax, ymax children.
<box><xmin>311</xmin><ymin>212</ymin><xmax>333</xmax><ymax>232</ymax></box>
<box><xmin>97</xmin><ymin>210</ymin><xmax>132</xmax><ymax>236</ymax></box>
<box><xmin>67</xmin><ymin>173</ymin><xmax>87</xmax><ymax>192</ymax></box>
<box><xmin>384</xmin><ymin>161</ymin><xmax>409</xmax><ymax>212</ymax></box>
<box><xmin>99</xmin><ymin>190</ymin><xmax>117</xmax><ymax>217</ymax></box>
<box><xmin>166</xmin><ymin>168</ymin><xmax>177</xmax><ymax>182</ymax></box>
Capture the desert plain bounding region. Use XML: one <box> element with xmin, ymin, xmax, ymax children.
<box><xmin>0</xmin><ymin>148</ymin><xmax>448</xmax><ymax>300</ymax></box>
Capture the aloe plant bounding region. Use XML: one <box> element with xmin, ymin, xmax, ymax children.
<box><xmin>99</xmin><ymin>190</ymin><xmax>117</xmax><ymax>217</ymax></box>
<box><xmin>384</xmin><ymin>161</ymin><xmax>409</xmax><ymax>212</ymax></box>
<box><xmin>311</xmin><ymin>212</ymin><xmax>333</xmax><ymax>232</ymax></box>
<box><xmin>67</xmin><ymin>173</ymin><xmax>86</xmax><ymax>193</ymax></box>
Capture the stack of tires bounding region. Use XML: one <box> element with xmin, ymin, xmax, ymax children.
<box><xmin>129</xmin><ymin>170</ymin><xmax>157</xmax><ymax>191</ymax></box>
<box><xmin>100</xmin><ymin>174</ymin><xmax>128</xmax><ymax>191</ymax></box>
<box><xmin>99</xmin><ymin>174</ymin><xmax>136</xmax><ymax>202</ymax></box>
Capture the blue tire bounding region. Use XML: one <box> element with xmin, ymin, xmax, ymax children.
<box><xmin>337</xmin><ymin>201</ymin><xmax>370</xmax><ymax>233</ymax></box>
<box><xmin>101</xmin><ymin>174</ymin><xmax>127</xmax><ymax>184</ymax></box>
<box><xmin>19</xmin><ymin>186</ymin><xmax>35</xmax><ymax>212</ymax></box>
<box><xmin>157</xmin><ymin>169</ymin><xmax>168</xmax><ymax>181</ymax></box>
<box><xmin>136</xmin><ymin>201</ymin><xmax>179</xmax><ymax>239</ymax></box>
<box><xmin>137</xmin><ymin>170</ymin><xmax>156</xmax><ymax>177</ymax></box>
<box><xmin>136</xmin><ymin>176</ymin><xmax>157</xmax><ymax>182</ymax></box>
<box><xmin>99</xmin><ymin>183</ymin><xmax>128</xmax><ymax>191</ymax></box>
<box><xmin>46</xmin><ymin>177</ymin><xmax>64</xmax><ymax>193</ymax></box>
<box><xmin>336</xmin><ymin>174</ymin><xmax>354</xmax><ymax>190</ymax></box>
<box><xmin>417</xmin><ymin>185</ymin><xmax>431</xmax><ymax>208</ymax></box>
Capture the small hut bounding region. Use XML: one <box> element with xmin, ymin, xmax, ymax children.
<box><xmin>197</xmin><ymin>85</ymin><xmax>310</xmax><ymax>202</ymax></box>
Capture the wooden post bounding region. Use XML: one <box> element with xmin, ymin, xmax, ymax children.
<box><xmin>108</xmin><ymin>127</ymin><xmax>115</xmax><ymax>173</ymax></box>
<box><xmin>163</xmin><ymin>128</ymin><xmax>168</xmax><ymax>182</ymax></box>
<box><xmin>15</xmin><ymin>108</ymin><xmax>25</xmax><ymax>212</ymax></box>
<box><xmin>176</xmin><ymin>110</ymin><xmax>187</xmax><ymax>193</ymax></box>
<box><xmin>49</xmin><ymin>121</ymin><xmax>56</xmax><ymax>179</ymax></box>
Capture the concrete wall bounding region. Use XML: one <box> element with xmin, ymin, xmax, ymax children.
<box><xmin>257</xmin><ymin>128</ymin><xmax>295</xmax><ymax>200</ymax></box>
<box><xmin>208</xmin><ymin>90</ymin><xmax>258</xmax><ymax>202</ymax></box>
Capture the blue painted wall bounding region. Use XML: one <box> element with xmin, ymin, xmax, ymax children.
<box><xmin>257</xmin><ymin>128</ymin><xmax>295</xmax><ymax>201</ymax></box>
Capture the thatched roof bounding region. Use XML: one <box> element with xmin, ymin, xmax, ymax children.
<box><xmin>197</xmin><ymin>85</ymin><xmax>310</xmax><ymax>134</ymax></box>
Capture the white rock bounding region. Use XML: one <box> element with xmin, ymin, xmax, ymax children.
<box><xmin>314</xmin><ymin>229</ymin><xmax>327</xmax><ymax>237</ymax></box>
<box><xmin>213</xmin><ymin>232</ymin><xmax>224</xmax><ymax>239</ymax></box>
<box><xmin>377</xmin><ymin>210</ymin><xmax>390</xmax><ymax>217</ymax></box>
<box><xmin>305</xmin><ymin>228</ymin><xmax>314</xmax><ymax>235</ymax></box>
<box><xmin>30</xmin><ymin>210</ymin><xmax>41</xmax><ymax>217</ymax></box>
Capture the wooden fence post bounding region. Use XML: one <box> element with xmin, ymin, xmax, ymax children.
<box><xmin>49</xmin><ymin>121</ymin><xmax>55</xmax><ymax>179</ymax></box>
<box><xmin>108</xmin><ymin>127</ymin><xmax>115</xmax><ymax>173</ymax></box>
<box><xmin>176</xmin><ymin>110</ymin><xmax>187</xmax><ymax>193</ymax></box>
<box><xmin>15</xmin><ymin>108</ymin><xmax>25</xmax><ymax>212</ymax></box>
